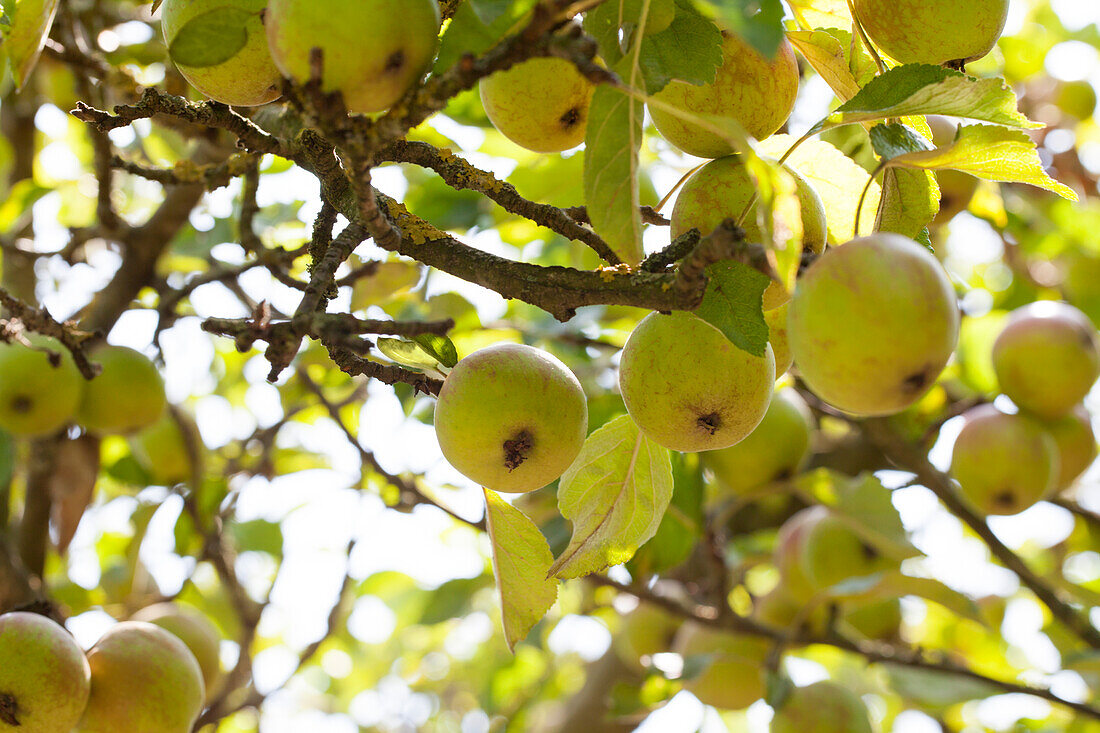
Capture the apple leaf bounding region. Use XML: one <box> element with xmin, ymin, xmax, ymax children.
<box><xmin>350</xmin><ymin>261</ymin><xmax>423</xmax><ymax>310</ymax></box>
<box><xmin>786</xmin><ymin>0</ymin><xmax>851</xmax><ymax>31</ymax></box>
<box><xmin>760</xmin><ymin>135</ymin><xmax>881</xmax><ymax>245</ymax></box>
<box><xmin>413</xmin><ymin>334</ymin><xmax>459</xmax><ymax>369</ymax></box>
<box><xmin>49</xmin><ymin>435</ymin><xmax>100</xmax><ymax>555</ymax></box>
<box><xmin>549</xmin><ymin>415</ymin><xmax>674</xmax><ymax>578</ymax></box>
<box><xmin>435</xmin><ymin>0</ymin><xmax>537</xmax><ymax>73</ymax></box>
<box><xmin>637</xmin><ymin>2</ymin><xmax>722</xmax><ymax>93</ymax></box>
<box><xmin>690</xmin><ymin>0</ymin><xmax>785</xmax><ymax>59</ymax></box>
<box><xmin>484</xmin><ymin>489</ymin><xmax>558</xmax><ymax>651</ymax></box>
<box><xmin>787</xmin><ymin>29</ymin><xmax>875</xmax><ymax>104</ymax></box>
<box><xmin>886</xmin><ymin>123</ymin><xmax>1079</xmax><ymax>201</ymax></box>
<box><xmin>864</xmin><ymin>126</ymin><xmax>941</xmax><ymax>243</ymax></box>
<box><xmin>168</xmin><ymin>7</ymin><xmax>254</xmax><ymax>69</ymax></box>
<box><xmin>860</xmin><ymin>572</ymin><xmax>984</xmax><ymax>623</ymax></box>
<box><xmin>466</xmin><ymin>0</ymin><xmax>514</xmax><ymax>25</ymax></box>
<box><xmin>821</xmin><ymin>65</ymin><xmax>1042</xmax><ymax>131</ymax></box>
<box><xmin>626</xmin><ymin>451</ymin><xmax>705</xmax><ymax>576</ymax></box>
<box><xmin>693</xmin><ymin>261</ymin><xmax>770</xmax><ymax>358</ymax></box>
<box><xmin>377</xmin><ymin>338</ymin><xmax>446</xmax><ymax>373</ymax></box>
<box><xmin>3</xmin><ymin>0</ymin><xmax>60</xmax><ymax>89</ymax></box>
<box><xmin>583</xmin><ymin>58</ymin><xmax>645</xmax><ymax>266</ymax></box>
<box><xmin>883</xmin><ymin>665</ymin><xmax>1001</xmax><ymax>709</ymax></box>
<box><xmin>831</xmin><ymin>473</ymin><xmax>921</xmax><ymax>562</ymax></box>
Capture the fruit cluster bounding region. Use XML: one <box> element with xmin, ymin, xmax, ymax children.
<box><xmin>0</xmin><ymin>603</ymin><xmax>221</xmax><ymax>732</ymax></box>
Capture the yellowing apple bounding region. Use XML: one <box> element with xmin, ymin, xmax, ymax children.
<box><xmin>130</xmin><ymin>409</ymin><xmax>203</xmax><ymax>486</ymax></box>
<box><xmin>676</xmin><ymin>623</ymin><xmax>768</xmax><ymax>710</ymax></box>
<box><xmin>843</xmin><ymin>598</ymin><xmax>902</xmax><ymax>641</ymax></box>
<box><xmin>993</xmin><ymin>301</ymin><xmax>1100</xmax><ymax>419</ymax></box>
<box><xmin>1040</xmin><ymin>405</ymin><xmax>1097</xmax><ymax>490</ymax></box>
<box><xmin>619</xmin><ymin>312</ymin><xmax>775</xmax><ymax>452</ymax></box>
<box><xmin>853</xmin><ymin>0</ymin><xmax>1009</xmax><ymax>66</ymax></box>
<box><xmin>703</xmin><ymin>389</ymin><xmax>812</xmax><ymax>496</ymax></box>
<box><xmin>788</xmin><ymin>233</ymin><xmax>960</xmax><ymax>416</ymax></box>
<box><xmin>0</xmin><ymin>335</ymin><xmax>84</xmax><ymax>437</ymax></box>
<box><xmin>766</xmin><ymin>304</ymin><xmax>793</xmax><ymax>376</ymax></box>
<box><xmin>434</xmin><ymin>343</ymin><xmax>588</xmax><ymax>492</ymax></box>
<box><xmin>77</xmin><ymin>621</ymin><xmax>205</xmax><ymax>733</ymax></box>
<box><xmin>771</xmin><ymin>680</ymin><xmax>873</xmax><ymax>733</ymax></box>
<box><xmin>266</xmin><ymin>0</ymin><xmax>440</xmax><ymax>113</ymax></box>
<box><xmin>773</xmin><ymin>505</ymin><xmax>828</xmax><ymax>602</ymax></box>
<box><xmin>161</xmin><ymin>0</ymin><xmax>281</xmax><ymax>106</ymax></box>
<box><xmin>480</xmin><ymin>58</ymin><xmax>596</xmax><ymax>153</ymax></box>
<box><xmin>0</xmin><ymin>612</ymin><xmax>90</xmax><ymax>733</ymax></box>
<box><xmin>649</xmin><ymin>33</ymin><xmax>799</xmax><ymax>157</ymax></box>
<box><xmin>616</xmin><ymin>604</ymin><xmax>679</xmax><ymax>669</ymax></box>
<box><xmin>950</xmin><ymin>405</ymin><xmax>1058</xmax><ymax>516</ymax></box>
<box><xmin>799</xmin><ymin>512</ymin><xmax>893</xmax><ymax>593</ymax></box>
<box><xmin>131</xmin><ymin>603</ymin><xmax>222</xmax><ymax>695</ymax></box>
<box><xmin>77</xmin><ymin>345</ymin><xmax>166</xmax><ymax>435</ymax></box>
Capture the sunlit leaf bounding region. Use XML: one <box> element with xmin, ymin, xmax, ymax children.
<box><xmin>693</xmin><ymin>261</ymin><xmax>770</xmax><ymax>357</ymax></box>
<box><xmin>3</xmin><ymin>0</ymin><xmax>60</xmax><ymax>89</ymax></box>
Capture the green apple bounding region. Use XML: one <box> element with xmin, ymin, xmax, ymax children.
<box><xmin>771</xmin><ymin>680</ymin><xmax>873</xmax><ymax>733</ymax></box>
<box><xmin>950</xmin><ymin>405</ymin><xmax>1058</xmax><ymax>516</ymax></box>
<box><xmin>131</xmin><ymin>603</ymin><xmax>222</xmax><ymax>695</ymax></box>
<box><xmin>649</xmin><ymin>33</ymin><xmax>799</xmax><ymax>157</ymax></box>
<box><xmin>130</xmin><ymin>409</ymin><xmax>203</xmax><ymax>486</ymax></box>
<box><xmin>925</xmin><ymin>117</ymin><xmax>979</xmax><ymax>227</ymax></box>
<box><xmin>703</xmin><ymin>389</ymin><xmax>812</xmax><ymax>496</ymax></box>
<box><xmin>1061</xmin><ymin>252</ymin><xmax>1100</xmax><ymax>328</ymax></box>
<box><xmin>480</xmin><ymin>57</ymin><xmax>596</xmax><ymax>153</ymax></box>
<box><xmin>162</xmin><ymin>0</ymin><xmax>282</xmax><ymax>106</ymax></box>
<box><xmin>1055</xmin><ymin>80</ymin><xmax>1098</xmax><ymax>122</ymax></box>
<box><xmin>620</xmin><ymin>0</ymin><xmax>676</xmax><ymax>36</ymax></box>
<box><xmin>676</xmin><ymin>623</ymin><xmax>768</xmax><ymax>710</ymax></box>
<box><xmin>773</xmin><ymin>506</ymin><xmax>828</xmax><ymax>602</ymax></box>
<box><xmin>619</xmin><ymin>312</ymin><xmax>775</xmax><ymax>452</ymax></box>
<box><xmin>1039</xmin><ymin>405</ymin><xmax>1097</xmax><ymax>490</ymax></box>
<box><xmin>799</xmin><ymin>512</ymin><xmax>894</xmax><ymax>593</ymax></box>
<box><xmin>0</xmin><ymin>335</ymin><xmax>85</xmax><ymax>437</ymax></box>
<box><xmin>766</xmin><ymin>304</ymin><xmax>792</xmax><ymax>376</ymax></box>
<box><xmin>616</xmin><ymin>604</ymin><xmax>679</xmax><ymax>669</ymax></box>
<box><xmin>434</xmin><ymin>343</ymin><xmax>588</xmax><ymax>492</ymax></box>
<box><xmin>993</xmin><ymin>301</ymin><xmax>1100</xmax><ymax>419</ymax></box>
<box><xmin>843</xmin><ymin>598</ymin><xmax>902</xmax><ymax>641</ymax></box>
<box><xmin>853</xmin><ymin>0</ymin><xmax>1009</xmax><ymax>66</ymax></box>
<box><xmin>787</xmin><ymin>233</ymin><xmax>960</xmax><ymax>416</ymax></box>
<box><xmin>670</xmin><ymin>155</ymin><xmax>827</xmax><ymax>310</ymax></box>
<box><xmin>77</xmin><ymin>621</ymin><xmax>205</xmax><ymax>733</ymax></box>
<box><xmin>77</xmin><ymin>345</ymin><xmax>166</xmax><ymax>435</ymax></box>
<box><xmin>266</xmin><ymin>0</ymin><xmax>440</xmax><ymax>113</ymax></box>
<box><xmin>752</xmin><ymin>586</ymin><xmax>827</xmax><ymax>636</ymax></box>
<box><xmin>0</xmin><ymin>612</ymin><xmax>90</xmax><ymax>733</ymax></box>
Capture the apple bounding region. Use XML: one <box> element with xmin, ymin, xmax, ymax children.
<box><xmin>130</xmin><ymin>409</ymin><xmax>203</xmax><ymax>486</ymax></box>
<box><xmin>77</xmin><ymin>621</ymin><xmax>204</xmax><ymax>733</ymax></box>
<box><xmin>799</xmin><ymin>511</ymin><xmax>893</xmax><ymax>593</ymax></box>
<box><xmin>853</xmin><ymin>0</ymin><xmax>1009</xmax><ymax>66</ymax></box>
<box><xmin>771</xmin><ymin>680</ymin><xmax>873</xmax><ymax>733</ymax></box>
<box><xmin>1055</xmin><ymin>80</ymin><xmax>1098</xmax><ymax>122</ymax></box>
<box><xmin>480</xmin><ymin>57</ymin><xmax>596</xmax><ymax>153</ymax></box>
<box><xmin>773</xmin><ymin>506</ymin><xmax>828</xmax><ymax>602</ymax></box>
<box><xmin>649</xmin><ymin>33</ymin><xmax>799</xmax><ymax>157</ymax></box>
<box><xmin>266</xmin><ymin>0</ymin><xmax>440</xmax><ymax>114</ymax></box>
<box><xmin>620</xmin><ymin>0</ymin><xmax>676</xmax><ymax>36</ymax></box>
<box><xmin>766</xmin><ymin>304</ymin><xmax>793</xmax><ymax>376</ymax></box>
<box><xmin>616</xmin><ymin>604</ymin><xmax>679</xmax><ymax>669</ymax></box>
<box><xmin>131</xmin><ymin>603</ymin><xmax>222</xmax><ymax>694</ymax></box>
<box><xmin>950</xmin><ymin>405</ymin><xmax>1058</xmax><ymax>516</ymax></box>
<box><xmin>992</xmin><ymin>301</ymin><xmax>1100</xmax><ymax>419</ymax></box>
<box><xmin>434</xmin><ymin>343</ymin><xmax>588</xmax><ymax>492</ymax></box>
<box><xmin>1039</xmin><ymin>405</ymin><xmax>1097</xmax><ymax>490</ymax></box>
<box><xmin>843</xmin><ymin>598</ymin><xmax>902</xmax><ymax>641</ymax></box>
<box><xmin>752</xmin><ymin>586</ymin><xmax>827</xmax><ymax>636</ymax></box>
<box><xmin>619</xmin><ymin>311</ymin><xmax>775</xmax><ymax>452</ymax></box>
<box><xmin>161</xmin><ymin>0</ymin><xmax>282</xmax><ymax>106</ymax></box>
<box><xmin>0</xmin><ymin>612</ymin><xmax>90</xmax><ymax>733</ymax></box>
<box><xmin>0</xmin><ymin>335</ymin><xmax>85</xmax><ymax>437</ymax></box>
<box><xmin>77</xmin><ymin>345</ymin><xmax>167</xmax><ymax>435</ymax></box>
<box><xmin>703</xmin><ymin>389</ymin><xmax>812</xmax><ymax>496</ymax></box>
<box><xmin>787</xmin><ymin>233</ymin><xmax>960</xmax><ymax>416</ymax></box>
<box><xmin>676</xmin><ymin>623</ymin><xmax>768</xmax><ymax>710</ymax></box>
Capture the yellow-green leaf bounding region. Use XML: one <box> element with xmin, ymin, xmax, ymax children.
<box><xmin>549</xmin><ymin>415</ymin><xmax>673</xmax><ymax>578</ymax></box>
<box><xmin>4</xmin><ymin>0</ymin><xmax>60</xmax><ymax>89</ymax></box>
<box><xmin>484</xmin><ymin>489</ymin><xmax>558</xmax><ymax>652</ymax></box>
<box><xmin>788</xmin><ymin>29</ymin><xmax>874</xmax><ymax>104</ymax></box>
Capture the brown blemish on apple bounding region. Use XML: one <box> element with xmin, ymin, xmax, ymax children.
<box><xmin>503</xmin><ymin>429</ymin><xmax>534</xmax><ymax>471</ymax></box>
<box><xmin>902</xmin><ymin>367</ymin><xmax>933</xmax><ymax>394</ymax></box>
<box><xmin>0</xmin><ymin>691</ymin><xmax>19</xmax><ymax>726</ymax></box>
<box><xmin>859</xmin><ymin>541</ymin><xmax>879</xmax><ymax>561</ymax></box>
<box><xmin>993</xmin><ymin>490</ymin><xmax>1016</xmax><ymax>511</ymax></box>
<box><xmin>560</xmin><ymin>106</ymin><xmax>582</xmax><ymax>131</ymax></box>
<box><xmin>11</xmin><ymin>395</ymin><xmax>32</xmax><ymax>414</ymax></box>
<box><xmin>697</xmin><ymin>412</ymin><xmax>721</xmax><ymax>436</ymax></box>
<box><xmin>384</xmin><ymin>50</ymin><xmax>406</xmax><ymax>75</ymax></box>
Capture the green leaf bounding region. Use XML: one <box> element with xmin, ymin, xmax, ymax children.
<box><xmin>466</xmin><ymin>0</ymin><xmax>514</xmax><ymax>24</ymax></box>
<box><xmin>760</xmin><ymin>135</ymin><xmax>880</xmax><ymax>245</ymax></box>
<box><xmin>638</xmin><ymin>3</ymin><xmax>722</xmax><ymax>93</ymax></box>
<box><xmin>824</xmin><ymin>65</ymin><xmax>1042</xmax><ymax>131</ymax></box>
<box><xmin>878</xmin><ymin>167</ymin><xmax>940</xmax><ymax>241</ymax></box>
<box><xmin>228</xmin><ymin>519</ymin><xmax>284</xmax><ymax>557</ymax></box>
<box><xmin>626</xmin><ymin>451</ymin><xmax>704</xmax><ymax>576</ymax></box>
<box><xmin>693</xmin><ymin>261</ymin><xmax>771</xmax><ymax>358</ymax></box>
<box><xmin>786</xmin><ymin>0</ymin><xmax>851</xmax><ymax>30</ymax></box>
<box><xmin>0</xmin><ymin>178</ymin><xmax>50</xmax><ymax>234</ymax></box>
<box><xmin>484</xmin><ymin>489</ymin><xmax>558</xmax><ymax>651</ymax></box>
<box><xmin>168</xmin><ymin>7</ymin><xmax>253</xmax><ymax>69</ymax></box>
<box><xmin>582</xmin><ymin>2</ymin><xmax>625</xmax><ymax>66</ymax></box>
<box><xmin>413</xmin><ymin>334</ymin><xmax>459</xmax><ymax>369</ymax></box>
<box><xmin>3</xmin><ymin>0</ymin><xmax>59</xmax><ymax>89</ymax></box>
<box><xmin>351</xmin><ymin>261</ymin><xmax>423</xmax><ymax>310</ymax></box>
<box><xmin>787</xmin><ymin>28</ymin><xmax>875</xmax><ymax>104</ymax></box>
<box><xmin>890</xmin><ymin>123</ymin><xmax>1079</xmax><ymax>201</ymax></box>
<box><xmin>858</xmin><ymin>572</ymin><xmax>983</xmax><ymax>623</ymax></box>
<box><xmin>691</xmin><ymin>0</ymin><xmax>785</xmax><ymax>58</ymax></box>
<box><xmin>883</xmin><ymin>665</ymin><xmax>1001</xmax><ymax>708</ymax></box>
<box><xmin>549</xmin><ymin>415</ymin><xmax>674</xmax><ymax>578</ymax></box>
<box><xmin>831</xmin><ymin>473</ymin><xmax>921</xmax><ymax>562</ymax></box>
<box><xmin>376</xmin><ymin>338</ymin><xmax>444</xmax><ymax>372</ymax></box>
<box><xmin>435</xmin><ymin>1</ymin><xmax>537</xmax><ymax>73</ymax></box>
<box><xmin>583</xmin><ymin>59</ymin><xmax>645</xmax><ymax>265</ymax></box>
